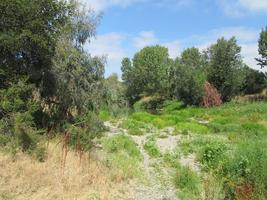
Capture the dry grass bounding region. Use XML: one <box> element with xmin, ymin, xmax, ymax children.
<box><xmin>0</xmin><ymin>141</ymin><xmax>133</xmax><ymax>200</ymax></box>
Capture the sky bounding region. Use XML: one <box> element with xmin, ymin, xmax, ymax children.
<box><xmin>81</xmin><ymin>0</ymin><xmax>267</xmax><ymax>77</ymax></box>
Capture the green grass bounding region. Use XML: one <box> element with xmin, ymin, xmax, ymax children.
<box><xmin>174</xmin><ymin>166</ymin><xmax>201</xmax><ymax>200</ymax></box>
<box><xmin>102</xmin><ymin>134</ymin><xmax>142</xmax><ymax>159</ymax></box>
<box><xmin>102</xmin><ymin>134</ymin><xmax>143</xmax><ymax>179</ymax></box>
<box><xmin>123</xmin><ymin>101</ymin><xmax>267</xmax><ymax>137</ymax></box>
<box><xmin>117</xmin><ymin>101</ymin><xmax>267</xmax><ymax>199</ymax></box>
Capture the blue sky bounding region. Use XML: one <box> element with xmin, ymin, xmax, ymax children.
<box><xmin>81</xmin><ymin>0</ymin><xmax>267</xmax><ymax>76</ymax></box>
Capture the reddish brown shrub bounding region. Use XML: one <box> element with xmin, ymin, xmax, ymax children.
<box><xmin>202</xmin><ymin>81</ymin><xmax>223</xmax><ymax>108</ymax></box>
<box><xmin>235</xmin><ymin>183</ymin><xmax>254</xmax><ymax>200</ymax></box>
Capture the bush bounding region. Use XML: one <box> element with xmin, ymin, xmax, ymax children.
<box><xmin>103</xmin><ymin>134</ymin><xmax>141</xmax><ymax>159</ymax></box>
<box><xmin>218</xmin><ymin>140</ymin><xmax>267</xmax><ymax>199</ymax></box>
<box><xmin>133</xmin><ymin>96</ymin><xmax>165</xmax><ymax>112</ymax></box>
<box><xmin>175</xmin><ymin>166</ymin><xmax>201</xmax><ymax>199</ymax></box>
<box><xmin>103</xmin><ymin>135</ymin><xmax>142</xmax><ymax>180</ymax></box>
<box><xmin>144</xmin><ymin>138</ymin><xmax>161</xmax><ymax>157</ymax></box>
<box><xmin>199</xmin><ymin>141</ymin><xmax>227</xmax><ymax>170</ymax></box>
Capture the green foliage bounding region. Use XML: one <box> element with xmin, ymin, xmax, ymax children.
<box><xmin>175</xmin><ymin>166</ymin><xmax>201</xmax><ymax>200</ymax></box>
<box><xmin>144</xmin><ymin>138</ymin><xmax>161</xmax><ymax>158</ymax></box>
<box><xmin>121</xmin><ymin>45</ymin><xmax>172</xmax><ymax>103</ymax></box>
<box><xmin>133</xmin><ymin>96</ymin><xmax>165</xmax><ymax>112</ymax></box>
<box><xmin>0</xmin><ymin>0</ymin><xmax>69</xmax><ymax>90</ymax></box>
<box><xmin>218</xmin><ymin>140</ymin><xmax>267</xmax><ymax>199</ymax></box>
<box><xmin>102</xmin><ymin>74</ymin><xmax>129</xmax><ymax>118</ymax></box>
<box><xmin>180</xmin><ymin>47</ymin><xmax>205</xmax><ymax>69</ymax></box>
<box><xmin>88</xmin><ymin>193</ymin><xmax>101</xmax><ymax>200</ymax></box>
<box><xmin>68</xmin><ymin>112</ymin><xmax>105</xmax><ymax>151</ymax></box>
<box><xmin>256</xmin><ymin>27</ymin><xmax>267</xmax><ymax>68</ymax></box>
<box><xmin>170</xmin><ymin>58</ymin><xmax>206</xmax><ymax>105</ymax></box>
<box><xmin>121</xmin><ymin>118</ymin><xmax>152</xmax><ymax>135</ymax></box>
<box><xmin>199</xmin><ymin>141</ymin><xmax>227</xmax><ymax>170</ymax></box>
<box><xmin>207</xmin><ymin>37</ymin><xmax>244</xmax><ymax>102</ymax></box>
<box><xmin>241</xmin><ymin>66</ymin><xmax>267</xmax><ymax>94</ymax></box>
<box><xmin>103</xmin><ymin>135</ymin><xmax>142</xmax><ymax>179</ymax></box>
<box><xmin>103</xmin><ymin>134</ymin><xmax>141</xmax><ymax>160</ymax></box>
<box><xmin>162</xmin><ymin>101</ymin><xmax>184</xmax><ymax>113</ymax></box>
<box><xmin>175</xmin><ymin>122</ymin><xmax>209</xmax><ymax>134</ymax></box>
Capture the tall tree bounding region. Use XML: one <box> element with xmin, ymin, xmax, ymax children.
<box><xmin>181</xmin><ymin>47</ymin><xmax>205</xmax><ymax>69</ymax></box>
<box><xmin>170</xmin><ymin>58</ymin><xmax>206</xmax><ymax>105</ymax></box>
<box><xmin>0</xmin><ymin>0</ymin><xmax>70</xmax><ymax>91</ymax></box>
<box><xmin>207</xmin><ymin>37</ymin><xmax>244</xmax><ymax>102</ymax></box>
<box><xmin>256</xmin><ymin>27</ymin><xmax>267</xmax><ymax>68</ymax></box>
<box><xmin>241</xmin><ymin>66</ymin><xmax>267</xmax><ymax>95</ymax></box>
<box><xmin>121</xmin><ymin>45</ymin><xmax>172</xmax><ymax>104</ymax></box>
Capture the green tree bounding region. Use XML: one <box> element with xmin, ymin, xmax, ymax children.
<box><xmin>207</xmin><ymin>37</ymin><xmax>244</xmax><ymax>102</ymax></box>
<box><xmin>181</xmin><ymin>47</ymin><xmax>205</xmax><ymax>69</ymax></box>
<box><xmin>0</xmin><ymin>0</ymin><xmax>70</xmax><ymax>92</ymax></box>
<box><xmin>102</xmin><ymin>74</ymin><xmax>128</xmax><ymax>117</ymax></box>
<box><xmin>46</xmin><ymin>5</ymin><xmax>104</xmax><ymax>124</ymax></box>
<box><xmin>121</xmin><ymin>45</ymin><xmax>172</xmax><ymax>104</ymax></box>
<box><xmin>256</xmin><ymin>27</ymin><xmax>267</xmax><ymax>68</ymax></box>
<box><xmin>241</xmin><ymin>66</ymin><xmax>267</xmax><ymax>95</ymax></box>
<box><xmin>170</xmin><ymin>58</ymin><xmax>206</xmax><ymax>105</ymax></box>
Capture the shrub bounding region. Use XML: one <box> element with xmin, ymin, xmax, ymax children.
<box><xmin>133</xmin><ymin>96</ymin><xmax>165</xmax><ymax>112</ymax></box>
<box><xmin>175</xmin><ymin>122</ymin><xmax>209</xmax><ymax>134</ymax></box>
<box><xmin>144</xmin><ymin>138</ymin><xmax>161</xmax><ymax>158</ymax></box>
<box><xmin>162</xmin><ymin>100</ymin><xmax>184</xmax><ymax>113</ymax></box>
<box><xmin>103</xmin><ymin>135</ymin><xmax>142</xmax><ymax>179</ymax></box>
<box><xmin>68</xmin><ymin>112</ymin><xmax>105</xmax><ymax>151</ymax></box>
<box><xmin>175</xmin><ymin>166</ymin><xmax>201</xmax><ymax>199</ymax></box>
<box><xmin>218</xmin><ymin>140</ymin><xmax>267</xmax><ymax>199</ymax></box>
<box><xmin>202</xmin><ymin>81</ymin><xmax>222</xmax><ymax>108</ymax></box>
<box><xmin>103</xmin><ymin>134</ymin><xmax>141</xmax><ymax>159</ymax></box>
<box><xmin>199</xmin><ymin>141</ymin><xmax>227</xmax><ymax>170</ymax></box>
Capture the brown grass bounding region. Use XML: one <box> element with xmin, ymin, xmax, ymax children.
<box><xmin>0</xmin><ymin>142</ymin><xmax>133</xmax><ymax>200</ymax></box>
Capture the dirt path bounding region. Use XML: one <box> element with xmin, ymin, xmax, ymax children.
<box><xmin>104</xmin><ymin>121</ymin><xmax>179</xmax><ymax>200</ymax></box>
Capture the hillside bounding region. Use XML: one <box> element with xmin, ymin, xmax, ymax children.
<box><xmin>1</xmin><ymin>101</ymin><xmax>267</xmax><ymax>200</ymax></box>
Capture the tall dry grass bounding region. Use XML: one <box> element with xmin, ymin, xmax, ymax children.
<box><xmin>0</xmin><ymin>141</ymin><xmax>133</xmax><ymax>200</ymax></box>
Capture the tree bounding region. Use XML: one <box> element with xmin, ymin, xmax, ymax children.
<box><xmin>241</xmin><ymin>66</ymin><xmax>267</xmax><ymax>95</ymax></box>
<box><xmin>207</xmin><ymin>37</ymin><xmax>244</xmax><ymax>102</ymax></box>
<box><xmin>256</xmin><ymin>27</ymin><xmax>267</xmax><ymax>68</ymax></box>
<box><xmin>121</xmin><ymin>45</ymin><xmax>172</xmax><ymax>104</ymax></box>
<box><xmin>0</xmin><ymin>0</ymin><xmax>70</xmax><ymax>92</ymax></box>
<box><xmin>181</xmin><ymin>47</ymin><xmax>205</xmax><ymax>69</ymax></box>
<box><xmin>170</xmin><ymin>58</ymin><xmax>206</xmax><ymax>106</ymax></box>
<box><xmin>102</xmin><ymin>74</ymin><xmax>128</xmax><ymax>116</ymax></box>
<box><xmin>45</xmin><ymin>5</ymin><xmax>104</xmax><ymax>124</ymax></box>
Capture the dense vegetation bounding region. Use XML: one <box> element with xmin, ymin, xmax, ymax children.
<box><xmin>1</xmin><ymin>1</ymin><xmax>267</xmax><ymax>200</ymax></box>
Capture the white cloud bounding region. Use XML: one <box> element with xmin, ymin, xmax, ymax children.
<box><xmin>241</xmin><ymin>43</ymin><xmax>259</xmax><ymax>69</ymax></box>
<box><xmin>84</xmin><ymin>27</ymin><xmax>263</xmax><ymax>77</ymax></box>
<box><xmin>163</xmin><ymin>40</ymin><xmax>182</xmax><ymax>59</ymax></box>
<box><xmin>133</xmin><ymin>31</ymin><xmax>158</xmax><ymax>49</ymax></box>
<box><xmin>191</xmin><ymin>27</ymin><xmax>261</xmax><ymax>71</ymax></box>
<box><xmin>79</xmin><ymin>0</ymin><xmax>144</xmax><ymax>11</ymax></box>
<box><xmin>219</xmin><ymin>0</ymin><xmax>267</xmax><ymax>17</ymax></box>
<box><xmin>239</xmin><ymin>0</ymin><xmax>267</xmax><ymax>12</ymax></box>
<box><xmin>85</xmin><ymin>33</ymin><xmax>127</xmax><ymax>76</ymax></box>
<box><xmin>79</xmin><ymin>0</ymin><xmax>193</xmax><ymax>11</ymax></box>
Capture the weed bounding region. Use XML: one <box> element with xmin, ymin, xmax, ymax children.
<box><xmin>175</xmin><ymin>122</ymin><xmax>209</xmax><ymax>134</ymax></box>
<box><xmin>103</xmin><ymin>134</ymin><xmax>141</xmax><ymax>159</ymax></box>
<box><xmin>199</xmin><ymin>141</ymin><xmax>227</xmax><ymax>170</ymax></box>
<box><xmin>144</xmin><ymin>138</ymin><xmax>161</xmax><ymax>158</ymax></box>
<box><xmin>175</xmin><ymin>166</ymin><xmax>201</xmax><ymax>200</ymax></box>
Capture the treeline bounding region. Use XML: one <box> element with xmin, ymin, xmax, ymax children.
<box><xmin>121</xmin><ymin>31</ymin><xmax>267</xmax><ymax>107</ymax></box>
<box><xmin>1</xmin><ymin>0</ymin><xmax>267</xmax><ymax>159</ymax></box>
<box><xmin>0</xmin><ymin>0</ymin><xmax>107</xmax><ymax>157</ymax></box>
